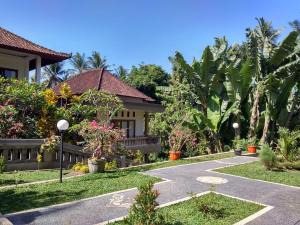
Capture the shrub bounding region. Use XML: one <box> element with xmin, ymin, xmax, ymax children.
<box><xmin>278</xmin><ymin>161</ymin><xmax>300</xmax><ymax>170</ymax></box>
<box><xmin>260</xmin><ymin>144</ymin><xmax>277</xmax><ymax>170</ymax></box>
<box><xmin>278</xmin><ymin>127</ymin><xmax>300</xmax><ymax>162</ymax></box>
<box><xmin>124</xmin><ymin>181</ymin><xmax>165</xmax><ymax>225</ymax></box>
<box><xmin>0</xmin><ymin>155</ymin><xmax>6</xmax><ymax>173</ymax></box>
<box><xmin>133</xmin><ymin>150</ymin><xmax>144</xmax><ymax>164</ymax></box>
<box><xmin>72</xmin><ymin>162</ymin><xmax>89</xmax><ymax>173</ymax></box>
<box><xmin>105</xmin><ymin>160</ymin><xmax>118</xmax><ymax>171</ymax></box>
<box><xmin>232</xmin><ymin>138</ymin><xmax>248</xmax><ymax>151</ymax></box>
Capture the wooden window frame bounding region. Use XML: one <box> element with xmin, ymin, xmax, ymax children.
<box><xmin>112</xmin><ymin>119</ymin><xmax>136</xmax><ymax>138</ymax></box>
<box><xmin>0</xmin><ymin>67</ymin><xmax>18</xmax><ymax>79</ymax></box>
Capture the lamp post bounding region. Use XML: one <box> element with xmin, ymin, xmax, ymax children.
<box><xmin>57</xmin><ymin>119</ymin><xmax>69</xmax><ymax>183</ymax></box>
<box><xmin>232</xmin><ymin>122</ymin><xmax>239</xmax><ymax>139</ymax></box>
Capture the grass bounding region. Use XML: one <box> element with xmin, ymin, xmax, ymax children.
<box><xmin>129</xmin><ymin>152</ymin><xmax>235</xmax><ymax>172</ymax></box>
<box><xmin>0</xmin><ymin>170</ymin><xmax>160</xmax><ymax>214</ymax></box>
<box><xmin>215</xmin><ymin>161</ymin><xmax>300</xmax><ymax>187</ymax></box>
<box><xmin>0</xmin><ymin>152</ymin><xmax>235</xmax><ymax>214</ymax></box>
<box><xmin>112</xmin><ymin>193</ymin><xmax>264</xmax><ymax>225</ymax></box>
<box><xmin>0</xmin><ymin>169</ymin><xmax>72</xmax><ymax>187</ymax></box>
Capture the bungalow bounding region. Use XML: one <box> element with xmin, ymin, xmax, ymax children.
<box><xmin>53</xmin><ymin>68</ymin><xmax>163</xmax><ymax>154</ymax></box>
<box><xmin>0</xmin><ymin>26</ymin><xmax>163</xmax><ymax>170</ymax></box>
<box><xmin>0</xmin><ymin>26</ymin><xmax>70</xmax><ymax>82</ymax></box>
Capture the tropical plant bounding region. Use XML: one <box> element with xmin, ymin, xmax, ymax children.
<box><xmin>114</xmin><ymin>66</ymin><xmax>128</xmax><ymax>80</ymax></box>
<box><xmin>88</xmin><ymin>51</ymin><xmax>110</xmax><ymax>69</ymax></box>
<box><xmin>42</xmin><ymin>62</ymin><xmax>66</xmax><ymax>88</ymax></box>
<box><xmin>69</xmin><ymin>52</ymin><xmax>89</xmax><ymax>74</ymax></box>
<box><xmin>78</xmin><ymin>120</ymin><xmax>124</xmax><ymax>161</ymax></box>
<box><xmin>278</xmin><ymin>127</ymin><xmax>300</xmax><ymax>162</ymax></box>
<box><xmin>260</xmin><ymin>144</ymin><xmax>277</xmax><ymax>170</ymax></box>
<box><xmin>168</xmin><ymin>123</ymin><xmax>196</xmax><ymax>153</ymax></box>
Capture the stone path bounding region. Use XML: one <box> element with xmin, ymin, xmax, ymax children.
<box><xmin>6</xmin><ymin>156</ymin><xmax>300</xmax><ymax>225</ymax></box>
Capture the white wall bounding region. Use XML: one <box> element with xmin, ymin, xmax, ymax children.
<box><xmin>0</xmin><ymin>52</ymin><xmax>29</xmax><ymax>79</ymax></box>
<box><xmin>113</xmin><ymin>110</ymin><xmax>145</xmax><ymax>136</ymax></box>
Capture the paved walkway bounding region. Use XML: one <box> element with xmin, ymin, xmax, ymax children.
<box><xmin>6</xmin><ymin>156</ymin><xmax>300</xmax><ymax>225</ymax></box>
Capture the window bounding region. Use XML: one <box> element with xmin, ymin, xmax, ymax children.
<box><xmin>112</xmin><ymin>120</ymin><xmax>136</xmax><ymax>138</ymax></box>
<box><xmin>121</xmin><ymin>111</ymin><xmax>124</xmax><ymax>117</ymax></box>
<box><xmin>133</xmin><ymin>112</ymin><xmax>136</xmax><ymax>117</ymax></box>
<box><xmin>127</xmin><ymin>111</ymin><xmax>130</xmax><ymax>117</ymax></box>
<box><xmin>0</xmin><ymin>68</ymin><xmax>18</xmax><ymax>79</ymax></box>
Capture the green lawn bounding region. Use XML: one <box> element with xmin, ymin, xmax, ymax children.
<box><xmin>215</xmin><ymin>161</ymin><xmax>300</xmax><ymax>187</ymax></box>
<box><xmin>129</xmin><ymin>152</ymin><xmax>235</xmax><ymax>172</ymax></box>
<box><xmin>112</xmin><ymin>193</ymin><xmax>264</xmax><ymax>225</ymax></box>
<box><xmin>0</xmin><ymin>169</ymin><xmax>72</xmax><ymax>187</ymax></box>
<box><xmin>0</xmin><ymin>152</ymin><xmax>235</xmax><ymax>214</ymax></box>
<box><xmin>0</xmin><ymin>171</ymin><xmax>160</xmax><ymax>214</ymax></box>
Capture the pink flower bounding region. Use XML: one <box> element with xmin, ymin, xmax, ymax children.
<box><xmin>90</xmin><ymin>120</ymin><xmax>99</xmax><ymax>128</ymax></box>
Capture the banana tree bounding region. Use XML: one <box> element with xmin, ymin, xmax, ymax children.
<box><xmin>259</xmin><ymin>31</ymin><xmax>300</xmax><ymax>143</ymax></box>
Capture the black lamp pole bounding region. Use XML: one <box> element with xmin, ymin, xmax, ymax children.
<box><xmin>59</xmin><ymin>131</ymin><xmax>64</xmax><ymax>183</ymax></box>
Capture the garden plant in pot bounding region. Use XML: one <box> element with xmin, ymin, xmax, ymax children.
<box><xmin>247</xmin><ymin>138</ymin><xmax>258</xmax><ymax>154</ymax></box>
<box><xmin>79</xmin><ymin>120</ymin><xmax>124</xmax><ymax>173</ymax></box>
<box><xmin>232</xmin><ymin>138</ymin><xmax>247</xmax><ymax>156</ymax></box>
<box><xmin>168</xmin><ymin>124</ymin><xmax>195</xmax><ymax>160</ymax></box>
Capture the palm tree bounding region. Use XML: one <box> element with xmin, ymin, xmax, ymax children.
<box><xmin>88</xmin><ymin>51</ymin><xmax>109</xmax><ymax>69</ymax></box>
<box><xmin>114</xmin><ymin>66</ymin><xmax>128</xmax><ymax>80</ymax></box>
<box><xmin>69</xmin><ymin>52</ymin><xmax>88</xmax><ymax>74</ymax></box>
<box><xmin>42</xmin><ymin>62</ymin><xmax>66</xmax><ymax>88</ymax></box>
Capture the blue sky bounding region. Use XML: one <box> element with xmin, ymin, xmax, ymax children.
<box><xmin>1</xmin><ymin>0</ymin><xmax>300</xmax><ymax>72</ymax></box>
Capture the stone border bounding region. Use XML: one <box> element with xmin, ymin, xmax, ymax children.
<box><xmin>208</xmin><ymin>163</ymin><xmax>300</xmax><ymax>190</ymax></box>
<box><xmin>4</xmin><ymin>178</ymin><xmax>172</xmax><ymax>217</ymax></box>
<box><xmin>96</xmin><ymin>191</ymin><xmax>273</xmax><ymax>225</ymax></box>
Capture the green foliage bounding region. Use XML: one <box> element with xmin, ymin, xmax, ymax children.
<box><xmin>126</xmin><ymin>64</ymin><xmax>169</xmax><ymax>100</ymax></box>
<box><xmin>278</xmin><ymin>127</ymin><xmax>300</xmax><ymax>162</ymax></box>
<box><xmin>133</xmin><ymin>150</ymin><xmax>145</xmax><ymax>164</ymax></box>
<box><xmin>0</xmin><ymin>155</ymin><xmax>6</xmax><ymax>173</ymax></box>
<box><xmin>124</xmin><ymin>181</ymin><xmax>165</xmax><ymax>225</ymax></box>
<box><xmin>260</xmin><ymin>144</ymin><xmax>277</xmax><ymax>170</ymax></box>
<box><xmin>105</xmin><ymin>160</ymin><xmax>118</xmax><ymax>171</ymax></box>
<box><xmin>232</xmin><ymin>138</ymin><xmax>248</xmax><ymax>151</ymax></box>
<box><xmin>40</xmin><ymin>135</ymin><xmax>60</xmax><ymax>153</ymax></box>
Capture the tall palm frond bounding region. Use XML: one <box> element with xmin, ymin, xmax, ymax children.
<box><xmin>42</xmin><ymin>62</ymin><xmax>66</xmax><ymax>88</ymax></box>
<box><xmin>69</xmin><ymin>52</ymin><xmax>88</xmax><ymax>74</ymax></box>
<box><xmin>88</xmin><ymin>51</ymin><xmax>109</xmax><ymax>69</ymax></box>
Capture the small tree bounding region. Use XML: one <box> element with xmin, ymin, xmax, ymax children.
<box><xmin>124</xmin><ymin>181</ymin><xmax>165</xmax><ymax>225</ymax></box>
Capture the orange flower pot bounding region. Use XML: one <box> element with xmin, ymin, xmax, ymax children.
<box><xmin>169</xmin><ymin>151</ymin><xmax>181</xmax><ymax>160</ymax></box>
<box><xmin>247</xmin><ymin>145</ymin><xmax>257</xmax><ymax>153</ymax></box>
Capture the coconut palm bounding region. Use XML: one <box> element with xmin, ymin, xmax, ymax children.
<box><xmin>88</xmin><ymin>51</ymin><xmax>109</xmax><ymax>69</ymax></box>
<box><xmin>69</xmin><ymin>52</ymin><xmax>89</xmax><ymax>74</ymax></box>
<box><xmin>114</xmin><ymin>66</ymin><xmax>128</xmax><ymax>80</ymax></box>
<box><xmin>42</xmin><ymin>62</ymin><xmax>66</xmax><ymax>88</ymax></box>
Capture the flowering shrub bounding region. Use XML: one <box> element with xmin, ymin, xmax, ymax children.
<box><xmin>168</xmin><ymin>124</ymin><xmax>196</xmax><ymax>152</ymax></box>
<box><xmin>79</xmin><ymin>120</ymin><xmax>124</xmax><ymax>160</ymax></box>
<box><xmin>0</xmin><ymin>104</ymin><xmax>24</xmax><ymax>138</ymax></box>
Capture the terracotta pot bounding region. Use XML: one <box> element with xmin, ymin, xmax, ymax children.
<box><xmin>247</xmin><ymin>145</ymin><xmax>257</xmax><ymax>153</ymax></box>
<box><xmin>169</xmin><ymin>151</ymin><xmax>181</xmax><ymax>160</ymax></box>
<box><xmin>88</xmin><ymin>158</ymin><xmax>105</xmax><ymax>173</ymax></box>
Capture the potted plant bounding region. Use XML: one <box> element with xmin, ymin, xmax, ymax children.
<box><xmin>247</xmin><ymin>138</ymin><xmax>258</xmax><ymax>153</ymax></box>
<box><xmin>168</xmin><ymin>124</ymin><xmax>195</xmax><ymax>160</ymax></box>
<box><xmin>79</xmin><ymin>120</ymin><xmax>123</xmax><ymax>173</ymax></box>
<box><xmin>232</xmin><ymin>138</ymin><xmax>248</xmax><ymax>155</ymax></box>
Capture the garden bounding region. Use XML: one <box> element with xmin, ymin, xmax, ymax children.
<box><xmin>0</xmin><ymin>18</ymin><xmax>300</xmax><ymax>224</ymax></box>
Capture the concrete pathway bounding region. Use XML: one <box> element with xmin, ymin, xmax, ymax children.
<box><xmin>6</xmin><ymin>156</ymin><xmax>300</xmax><ymax>225</ymax></box>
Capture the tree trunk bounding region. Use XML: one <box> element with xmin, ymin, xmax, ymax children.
<box><xmin>248</xmin><ymin>89</ymin><xmax>260</xmax><ymax>139</ymax></box>
<box><xmin>260</xmin><ymin>108</ymin><xmax>270</xmax><ymax>144</ymax></box>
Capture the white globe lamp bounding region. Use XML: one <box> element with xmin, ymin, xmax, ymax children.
<box><xmin>232</xmin><ymin>123</ymin><xmax>239</xmax><ymax>129</ymax></box>
<box><xmin>57</xmin><ymin>119</ymin><xmax>69</xmax><ymax>183</ymax></box>
<box><xmin>57</xmin><ymin>119</ymin><xmax>69</xmax><ymax>131</ymax></box>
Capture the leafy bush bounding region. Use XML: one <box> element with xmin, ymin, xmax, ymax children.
<box><xmin>0</xmin><ymin>155</ymin><xmax>6</xmax><ymax>173</ymax></box>
<box><xmin>124</xmin><ymin>181</ymin><xmax>165</xmax><ymax>225</ymax></box>
<box><xmin>72</xmin><ymin>162</ymin><xmax>89</xmax><ymax>173</ymax></box>
<box><xmin>105</xmin><ymin>160</ymin><xmax>118</xmax><ymax>170</ymax></box>
<box><xmin>260</xmin><ymin>144</ymin><xmax>277</xmax><ymax>170</ymax></box>
<box><xmin>278</xmin><ymin>128</ymin><xmax>300</xmax><ymax>162</ymax></box>
<box><xmin>278</xmin><ymin>161</ymin><xmax>300</xmax><ymax>170</ymax></box>
<box><xmin>133</xmin><ymin>150</ymin><xmax>145</xmax><ymax>164</ymax></box>
<box><xmin>232</xmin><ymin>138</ymin><xmax>248</xmax><ymax>151</ymax></box>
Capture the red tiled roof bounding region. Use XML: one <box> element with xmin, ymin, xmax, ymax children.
<box><xmin>0</xmin><ymin>27</ymin><xmax>70</xmax><ymax>66</ymax></box>
<box><xmin>53</xmin><ymin>69</ymin><xmax>155</xmax><ymax>102</ymax></box>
